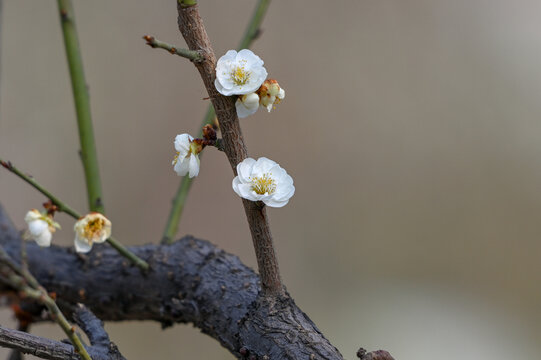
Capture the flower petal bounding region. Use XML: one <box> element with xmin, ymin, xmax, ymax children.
<box><xmin>252</xmin><ymin>157</ymin><xmax>278</xmax><ymax>175</ymax></box>
<box><xmin>28</xmin><ymin>219</ymin><xmax>48</xmax><ymax>237</ymax></box>
<box><xmin>263</xmin><ymin>197</ymin><xmax>290</xmax><ymax>208</ymax></box>
<box><xmin>24</xmin><ymin>209</ymin><xmax>41</xmax><ymax>223</ymax></box>
<box><xmin>174</xmin><ymin>134</ymin><xmax>193</xmax><ymax>154</ymax></box>
<box><xmin>174</xmin><ymin>157</ymin><xmax>190</xmax><ymax>176</ymax></box>
<box><xmin>236</xmin><ymin>98</ymin><xmax>259</xmax><ymax>118</ymax></box>
<box><xmin>237</xmin><ymin>158</ymin><xmax>256</xmax><ymax>183</ymax></box>
<box><xmin>188</xmin><ymin>154</ymin><xmax>200</xmax><ymax>178</ymax></box>
<box><xmin>237</xmin><ymin>49</ymin><xmax>264</xmax><ymax>65</ymax></box>
<box><xmin>34</xmin><ymin>230</ymin><xmax>52</xmax><ymax>247</ymax></box>
<box><xmin>74</xmin><ymin>235</ymin><xmax>93</xmax><ymax>253</ymax></box>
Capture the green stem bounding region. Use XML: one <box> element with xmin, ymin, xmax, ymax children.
<box><xmin>0</xmin><ymin>158</ymin><xmax>79</xmax><ymax>218</ymax></box>
<box><xmin>57</xmin><ymin>0</ymin><xmax>104</xmax><ymax>214</ymax></box>
<box><xmin>178</xmin><ymin>0</ymin><xmax>197</xmax><ymax>7</ymax></box>
<box><xmin>161</xmin><ymin>0</ymin><xmax>271</xmax><ymax>244</ymax></box>
<box><xmin>238</xmin><ymin>0</ymin><xmax>271</xmax><ymax>50</ymax></box>
<box><xmin>0</xmin><ymin>159</ymin><xmax>149</xmax><ymax>271</ymax></box>
<box><xmin>42</xmin><ymin>294</ymin><xmax>92</xmax><ymax>360</ymax></box>
<box><xmin>143</xmin><ymin>35</ymin><xmax>204</xmax><ymax>62</ymax></box>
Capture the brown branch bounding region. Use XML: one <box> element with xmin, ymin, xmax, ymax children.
<box><xmin>176</xmin><ymin>2</ymin><xmax>283</xmax><ymax>297</ymax></box>
<box><xmin>142</xmin><ymin>35</ymin><xmax>204</xmax><ymax>62</ymax></box>
<box><xmin>0</xmin><ymin>305</ymin><xmax>125</xmax><ymax>360</ymax></box>
<box><xmin>0</xmin><ymin>325</ymin><xmax>81</xmax><ymax>360</ymax></box>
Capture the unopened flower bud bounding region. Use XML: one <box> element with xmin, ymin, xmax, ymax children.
<box><xmin>235</xmin><ymin>92</ymin><xmax>260</xmax><ymax>118</ymax></box>
<box><xmin>257</xmin><ymin>79</ymin><xmax>285</xmax><ymax>112</ymax></box>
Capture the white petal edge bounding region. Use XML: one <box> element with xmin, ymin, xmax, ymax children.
<box><xmin>174</xmin><ymin>134</ymin><xmax>193</xmax><ymax>153</ymax></box>
<box><xmin>74</xmin><ymin>236</ymin><xmax>93</xmax><ymax>253</ymax></box>
<box><xmin>188</xmin><ymin>154</ymin><xmax>200</xmax><ymax>178</ymax></box>
<box><xmin>236</xmin><ymin>158</ymin><xmax>256</xmax><ymax>183</ymax></box>
<box><xmin>28</xmin><ymin>220</ymin><xmax>48</xmax><ymax>237</ymax></box>
<box><xmin>236</xmin><ymin>99</ymin><xmax>259</xmax><ymax>118</ymax></box>
<box><xmin>34</xmin><ymin>230</ymin><xmax>52</xmax><ymax>247</ymax></box>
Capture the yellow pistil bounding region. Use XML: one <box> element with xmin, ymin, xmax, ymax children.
<box><xmin>250</xmin><ymin>173</ymin><xmax>276</xmax><ymax>195</ymax></box>
<box><xmin>173</xmin><ymin>151</ymin><xmax>180</xmax><ymax>165</ymax></box>
<box><xmin>231</xmin><ymin>60</ymin><xmax>251</xmax><ymax>86</ymax></box>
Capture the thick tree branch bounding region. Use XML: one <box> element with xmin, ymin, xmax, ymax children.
<box><xmin>0</xmin><ymin>305</ymin><xmax>125</xmax><ymax>360</ymax></box>
<box><xmin>0</xmin><ymin>204</ymin><xmax>350</xmax><ymax>359</ymax></box>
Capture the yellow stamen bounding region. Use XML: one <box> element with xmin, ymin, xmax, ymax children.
<box><xmin>231</xmin><ymin>60</ymin><xmax>251</xmax><ymax>86</ymax></box>
<box><xmin>250</xmin><ymin>173</ymin><xmax>276</xmax><ymax>195</ymax></box>
<box><xmin>83</xmin><ymin>218</ymin><xmax>106</xmax><ymax>244</ymax></box>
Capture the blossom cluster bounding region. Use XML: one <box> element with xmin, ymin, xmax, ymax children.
<box><xmin>215</xmin><ymin>49</ymin><xmax>285</xmax><ymax>118</ymax></box>
<box><xmin>25</xmin><ymin>210</ymin><xmax>111</xmax><ymax>253</ymax></box>
<box><xmin>170</xmin><ymin>49</ymin><xmax>294</xmax><ymax>208</ymax></box>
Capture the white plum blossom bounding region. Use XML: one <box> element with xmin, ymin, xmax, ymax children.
<box><xmin>232</xmin><ymin>157</ymin><xmax>295</xmax><ymax>208</ymax></box>
<box><xmin>172</xmin><ymin>133</ymin><xmax>201</xmax><ymax>178</ymax></box>
<box><xmin>257</xmin><ymin>79</ymin><xmax>285</xmax><ymax>112</ymax></box>
<box><xmin>74</xmin><ymin>213</ymin><xmax>111</xmax><ymax>253</ymax></box>
<box><xmin>235</xmin><ymin>93</ymin><xmax>260</xmax><ymax>118</ymax></box>
<box><xmin>24</xmin><ymin>209</ymin><xmax>60</xmax><ymax>247</ymax></box>
<box><xmin>215</xmin><ymin>49</ymin><xmax>268</xmax><ymax>96</ymax></box>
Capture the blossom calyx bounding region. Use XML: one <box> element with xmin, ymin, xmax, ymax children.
<box><xmin>74</xmin><ymin>213</ymin><xmax>111</xmax><ymax>253</ymax></box>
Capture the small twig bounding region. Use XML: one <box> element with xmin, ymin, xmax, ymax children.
<box><xmin>7</xmin><ymin>322</ymin><xmax>29</xmax><ymax>360</ymax></box>
<box><xmin>72</xmin><ymin>304</ymin><xmax>109</xmax><ymax>348</ymax></box>
<box><xmin>56</xmin><ymin>0</ymin><xmax>105</xmax><ymax>214</ymax></box>
<box><xmin>0</xmin><ymin>246</ymin><xmax>92</xmax><ymax>360</ymax></box>
<box><xmin>161</xmin><ymin>0</ymin><xmax>271</xmax><ymax>245</ymax></box>
<box><xmin>0</xmin><ymin>159</ymin><xmax>79</xmax><ymax>218</ymax></box>
<box><xmin>0</xmin><ymin>158</ymin><xmax>149</xmax><ymax>271</ymax></box>
<box><xmin>0</xmin><ymin>325</ymin><xmax>81</xmax><ymax>360</ymax></box>
<box><xmin>143</xmin><ymin>35</ymin><xmax>204</xmax><ymax>62</ymax></box>
<box><xmin>357</xmin><ymin>348</ymin><xmax>395</xmax><ymax>360</ymax></box>
<box><xmin>0</xmin><ymin>318</ymin><xmax>126</xmax><ymax>360</ymax></box>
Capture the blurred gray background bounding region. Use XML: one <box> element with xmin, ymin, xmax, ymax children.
<box><xmin>1</xmin><ymin>0</ymin><xmax>541</xmax><ymax>359</ymax></box>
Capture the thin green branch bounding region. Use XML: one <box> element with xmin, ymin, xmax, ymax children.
<box><xmin>0</xmin><ymin>159</ymin><xmax>79</xmax><ymax>218</ymax></box>
<box><xmin>57</xmin><ymin>0</ymin><xmax>104</xmax><ymax>214</ymax></box>
<box><xmin>161</xmin><ymin>0</ymin><xmax>271</xmax><ymax>244</ymax></box>
<box><xmin>238</xmin><ymin>0</ymin><xmax>271</xmax><ymax>50</ymax></box>
<box><xmin>0</xmin><ymin>246</ymin><xmax>92</xmax><ymax>360</ymax></box>
<box><xmin>0</xmin><ymin>158</ymin><xmax>149</xmax><ymax>271</ymax></box>
<box><xmin>143</xmin><ymin>35</ymin><xmax>204</xmax><ymax>62</ymax></box>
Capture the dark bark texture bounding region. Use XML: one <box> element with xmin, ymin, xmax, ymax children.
<box><xmin>0</xmin><ymin>205</ymin><xmax>345</xmax><ymax>359</ymax></box>
<box><xmin>0</xmin><ymin>305</ymin><xmax>125</xmax><ymax>360</ymax></box>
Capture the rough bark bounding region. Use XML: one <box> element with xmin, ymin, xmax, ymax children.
<box><xmin>0</xmin><ymin>204</ymin><xmax>344</xmax><ymax>359</ymax></box>
<box><xmin>0</xmin><ymin>306</ymin><xmax>125</xmax><ymax>360</ymax></box>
